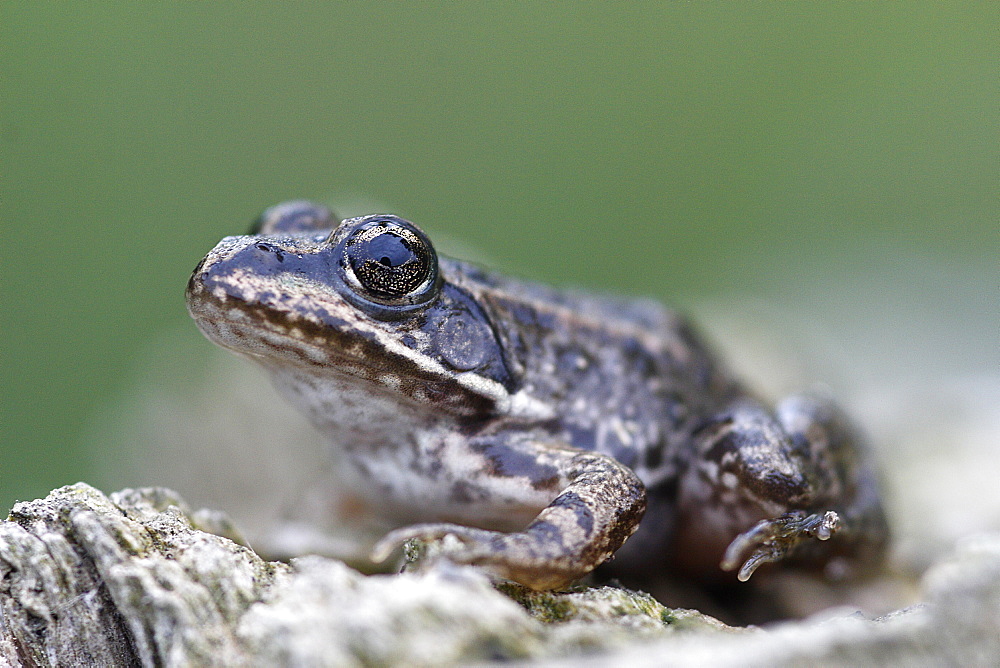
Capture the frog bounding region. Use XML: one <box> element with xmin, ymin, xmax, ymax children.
<box><xmin>185</xmin><ymin>200</ymin><xmax>889</xmax><ymax>591</ymax></box>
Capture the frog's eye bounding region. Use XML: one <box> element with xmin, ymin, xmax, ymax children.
<box><xmin>335</xmin><ymin>215</ymin><xmax>440</xmax><ymax>316</ymax></box>
<box><xmin>251</xmin><ymin>200</ymin><xmax>338</xmax><ymax>235</ymax></box>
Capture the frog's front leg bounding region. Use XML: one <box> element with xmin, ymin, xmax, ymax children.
<box><xmin>372</xmin><ymin>438</ymin><xmax>647</xmax><ymax>591</ymax></box>
<box><xmin>679</xmin><ymin>394</ymin><xmax>888</xmax><ymax>581</ymax></box>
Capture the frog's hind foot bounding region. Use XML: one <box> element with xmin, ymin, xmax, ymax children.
<box><xmin>721</xmin><ymin>510</ymin><xmax>841</xmax><ymax>581</ymax></box>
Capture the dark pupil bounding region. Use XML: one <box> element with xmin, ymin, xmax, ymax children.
<box><xmin>366</xmin><ymin>233</ymin><xmax>412</xmax><ymax>268</ymax></box>
<box><xmin>347</xmin><ymin>228</ymin><xmax>429</xmax><ymax>298</ymax></box>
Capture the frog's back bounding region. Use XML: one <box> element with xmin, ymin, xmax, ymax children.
<box><xmin>445</xmin><ymin>258</ymin><xmax>741</xmax><ymax>485</ymax></box>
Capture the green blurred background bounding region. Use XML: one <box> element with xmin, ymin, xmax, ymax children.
<box><xmin>2</xmin><ymin>4</ymin><xmax>997</xmax><ymax>512</ymax></box>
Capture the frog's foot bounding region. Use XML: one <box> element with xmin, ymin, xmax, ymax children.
<box><xmin>371</xmin><ymin>523</ymin><xmax>497</xmax><ymax>567</ymax></box>
<box><xmin>721</xmin><ymin>510</ymin><xmax>841</xmax><ymax>581</ymax></box>
<box><xmin>372</xmin><ymin>522</ymin><xmax>577</xmax><ymax>590</ymax></box>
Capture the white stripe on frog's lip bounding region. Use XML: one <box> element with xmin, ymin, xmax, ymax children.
<box><xmin>189</xmin><ymin>235</ymin><xmax>555</xmax><ymax>421</ymax></box>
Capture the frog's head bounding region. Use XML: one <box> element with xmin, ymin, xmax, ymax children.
<box><xmin>187</xmin><ymin>206</ymin><xmax>528</xmax><ymax>420</ymax></box>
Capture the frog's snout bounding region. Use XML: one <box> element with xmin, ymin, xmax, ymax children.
<box><xmin>186</xmin><ymin>235</ymin><xmax>263</xmax><ymax>314</ymax></box>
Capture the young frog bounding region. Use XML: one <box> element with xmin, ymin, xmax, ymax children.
<box><xmin>186</xmin><ymin>201</ymin><xmax>888</xmax><ymax>591</ymax></box>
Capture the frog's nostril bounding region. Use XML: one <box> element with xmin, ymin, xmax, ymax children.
<box><xmin>254</xmin><ymin>242</ymin><xmax>285</xmax><ymax>262</ymax></box>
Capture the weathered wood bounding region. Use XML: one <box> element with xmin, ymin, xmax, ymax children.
<box><xmin>2</xmin><ymin>484</ymin><xmax>999</xmax><ymax>667</ymax></box>
<box><xmin>0</xmin><ymin>484</ymin><xmax>689</xmax><ymax>667</ymax></box>
<box><xmin>0</xmin><ymin>486</ymin><xmax>271</xmax><ymax>666</ymax></box>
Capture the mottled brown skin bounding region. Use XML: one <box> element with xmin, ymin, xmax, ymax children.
<box><xmin>186</xmin><ymin>201</ymin><xmax>889</xmax><ymax>591</ymax></box>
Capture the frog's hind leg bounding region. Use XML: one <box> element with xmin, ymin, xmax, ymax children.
<box><xmin>676</xmin><ymin>393</ymin><xmax>888</xmax><ymax>581</ymax></box>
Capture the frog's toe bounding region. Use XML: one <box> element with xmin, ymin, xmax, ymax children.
<box><xmin>371</xmin><ymin>523</ymin><xmax>496</xmax><ymax>565</ymax></box>
<box><xmin>721</xmin><ymin>510</ymin><xmax>840</xmax><ymax>581</ymax></box>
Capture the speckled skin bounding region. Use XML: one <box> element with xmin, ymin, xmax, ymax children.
<box><xmin>186</xmin><ymin>202</ymin><xmax>888</xmax><ymax>590</ymax></box>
